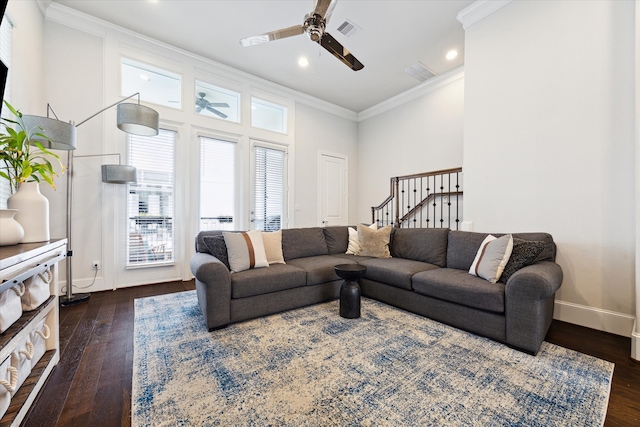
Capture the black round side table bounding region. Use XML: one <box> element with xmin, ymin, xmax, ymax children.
<box><xmin>334</xmin><ymin>264</ymin><xmax>367</xmax><ymax>319</ymax></box>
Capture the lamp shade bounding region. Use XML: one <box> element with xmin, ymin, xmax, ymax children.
<box><xmin>117</xmin><ymin>103</ymin><xmax>159</xmax><ymax>136</ymax></box>
<box><xmin>101</xmin><ymin>164</ymin><xmax>137</xmax><ymax>184</ymax></box>
<box><xmin>22</xmin><ymin>115</ymin><xmax>77</xmax><ymax>150</ymax></box>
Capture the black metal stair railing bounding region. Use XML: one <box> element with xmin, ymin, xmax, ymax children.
<box><xmin>371</xmin><ymin>167</ymin><xmax>463</xmax><ymax>229</ymax></box>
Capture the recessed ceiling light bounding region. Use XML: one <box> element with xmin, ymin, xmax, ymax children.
<box><xmin>446</xmin><ymin>50</ymin><xmax>458</xmax><ymax>60</ymax></box>
<box><xmin>298</xmin><ymin>57</ymin><xmax>309</xmax><ymax>68</ymax></box>
<box><xmin>139</xmin><ymin>73</ymin><xmax>150</xmax><ymax>81</ymax></box>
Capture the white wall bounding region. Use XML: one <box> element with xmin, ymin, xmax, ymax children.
<box><xmin>294</xmin><ymin>102</ymin><xmax>359</xmax><ymax>227</ymax></box>
<box><xmin>462</xmin><ymin>0</ymin><xmax>636</xmax><ymax>335</ymax></box>
<box><xmin>357</xmin><ymin>74</ymin><xmax>464</xmax><ymax>222</ymax></box>
<box><xmin>6</xmin><ymin>0</ymin><xmax>45</xmax><ymax>113</ymax></box>
<box><xmin>11</xmin><ymin>3</ymin><xmax>360</xmax><ymax>292</ymax></box>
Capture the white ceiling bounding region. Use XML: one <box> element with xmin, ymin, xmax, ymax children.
<box><xmin>49</xmin><ymin>0</ymin><xmax>474</xmax><ymax>113</ymax></box>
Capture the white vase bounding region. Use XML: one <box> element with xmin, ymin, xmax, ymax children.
<box><xmin>0</xmin><ymin>209</ymin><xmax>25</xmax><ymax>246</ymax></box>
<box><xmin>8</xmin><ymin>182</ymin><xmax>50</xmax><ymax>243</ymax></box>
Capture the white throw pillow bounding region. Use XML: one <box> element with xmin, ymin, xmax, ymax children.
<box><xmin>223</xmin><ymin>230</ymin><xmax>269</xmax><ymax>273</ymax></box>
<box><xmin>262</xmin><ymin>230</ymin><xmax>285</xmax><ymax>265</ymax></box>
<box><xmin>346</xmin><ymin>223</ymin><xmax>377</xmax><ymax>255</ymax></box>
<box><xmin>469</xmin><ymin>234</ymin><xmax>514</xmax><ymax>283</ymax></box>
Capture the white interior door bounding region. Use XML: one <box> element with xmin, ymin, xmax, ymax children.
<box><xmin>318</xmin><ymin>152</ymin><xmax>348</xmax><ymax>226</ymax></box>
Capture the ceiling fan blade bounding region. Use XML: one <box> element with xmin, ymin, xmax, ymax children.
<box><xmin>208</xmin><ymin>103</ymin><xmax>230</xmax><ymax>108</ymax></box>
<box><xmin>319</xmin><ymin>32</ymin><xmax>364</xmax><ymax>71</ymax></box>
<box><xmin>313</xmin><ymin>0</ymin><xmax>336</xmax><ymax>20</ymax></box>
<box><xmin>240</xmin><ymin>25</ymin><xmax>305</xmax><ymax>47</ymax></box>
<box><xmin>206</xmin><ymin>105</ymin><xmax>228</xmax><ymax>119</ymax></box>
<box><xmin>196</xmin><ymin>106</ymin><xmax>203</xmax><ymax>113</ymax></box>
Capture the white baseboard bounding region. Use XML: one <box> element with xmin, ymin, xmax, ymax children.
<box><xmin>554</xmin><ymin>300</ymin><xmax>635</xmax><ymax>337</ymax></box>
<box><xmin>632</xmin><ymin>320</ymin><xmax>640</xmax><ymax>361</ymax></box>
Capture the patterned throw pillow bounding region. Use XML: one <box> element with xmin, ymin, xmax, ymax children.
<box><xmin>499</xmin><ymin>238</ymin><xmax>546</xmax><ymax>283</ymax></box>
<box><xmin>202</xmin><ymin>235</ymin><xmax>231</xmax><ymax>270</ymax></box>
<box><xmin>223</xmin><ymin>230</ymin><xmax>269</xmax><ymax>273</ymax></box>
<box><xmin>469</xmin><ymin>234</ymin><xmax>514</xmax><ymax>283</ymax></box>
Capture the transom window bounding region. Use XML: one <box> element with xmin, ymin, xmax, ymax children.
<box><xmin>121</xmin><ymin>57</ymin><xmax>182</xmax><ymax>109</ymax></box>
<box><xmin>251</xmin><ymin>97</ymin><xmax>287</xmax><ymax>134</ymax></box>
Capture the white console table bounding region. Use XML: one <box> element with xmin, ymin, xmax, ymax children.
<box><xmin>0</xmin><ymin>239</ymin><xmax>66</xmax><ymax>427</ymax></box>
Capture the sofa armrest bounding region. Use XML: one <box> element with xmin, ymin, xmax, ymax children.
<box><xmin>504</xmin><ymin>261</ymin><xmax>563</xmax><ymax>354</ymax></box>
<box><xmin>505</xmin><ymin>261</ymin><xmax>563</xmax><ymax>301</ymax></box>
<box><xmin>190</xmin><ymin>252</ymin><xmax>232</xmax><ymax>330</ymax></box>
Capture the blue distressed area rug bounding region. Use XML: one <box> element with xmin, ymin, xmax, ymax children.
<box><xmin>132</xmin><ymin>291</ymin><xmax>613</xmax><ymax>426</ymax></box>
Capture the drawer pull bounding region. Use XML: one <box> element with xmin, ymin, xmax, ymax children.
<box><xmin>38</xmin><ymin>269</ymin><xmax>52</xmax><ymax>284</ymax></box>
<box><xmin>19</xmin><ymin>342</ymin><xmax>34</xmax><ymax>360</ymax></box>
<box><xmin>11</xmin><ymin>282</ymin><xmax>25</xmax><ymax>297</ymax></box>
<box><xmin>35</xmin><ymin>324</ymin><xmax>51</xmax><ymax>340</ymax></box>
<box><xmin>0</xmin><ymin>366</ymin><xmax>18</xmax><ymax>393</ymax></box>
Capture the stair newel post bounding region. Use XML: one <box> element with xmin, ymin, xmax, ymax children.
<box><xmin>394</xmin><ymin>177</ymin><xmax>400</xmax><ymax>228</ymax></box>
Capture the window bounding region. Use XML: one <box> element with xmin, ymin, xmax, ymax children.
<box><xmin>0</xmin><ymin>15</ymin><xmax>13</xmax><ymax>208</ymax></box>
<box><xmin>200</xmin><ymin>136</ymin><xmax>236</xmax><ymax>230</ymax></box>
<box><xmin>195</xmin><ymin>81</ymin><xmax>240</xmax><ymax>123</ymax></box>
<box><xmin>127</xmin><ymin>129</ymin><xmax>176</xmax><ymax>266</ymax></box>
<box><xmin>252</xmin><ymin>142</ymin><xmax>287</xmax><ymax>231</ymax></box>
<box><xmin>251</xmin><ymin>97</ymin><xmax>287</xmax><ymax>133</ymax></box>
<box><xmin>121</xmin><ymin>58</ymin><xmax>182</xmax><ymax>109</ymax></box>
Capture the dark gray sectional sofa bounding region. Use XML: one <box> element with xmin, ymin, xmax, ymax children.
<box><xmin>190</xmin><ymin>226</ymin><xmax>563</xmax><ymax>354</ymax></box>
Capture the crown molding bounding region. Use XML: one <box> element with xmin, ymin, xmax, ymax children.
<box><xmin>357</xmin><ymin>66</ymin><xmax>464</xmax><ymax>122</ymax></box>
<box><xmin>457</xmin><ymin>0</ymin><xmax>513</xmax><ymax>30</ymax></box>
<box><xmin>40</xmin><ymin>3</ymin><xmax>358</xmax><ymax>122</ymax></box>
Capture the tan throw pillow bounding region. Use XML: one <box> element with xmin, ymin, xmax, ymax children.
<box><xmin>469</xmin><ymin>234</ymin><xmax>514</xmax><ymax>283</ymax></box>
<box><xmin>223</xmin><ymin>230</ymin><xmax>269</xmax><ymax>273</ymax></box>
<box><xmin>262</xmin><ymin>230</ymin><xmax>285</xmax><ymax>264</ymax></box>
<box><xmin>357</xmin><ymin>224</ymin><xmax>391</xmax><ymax>258</ymax></box>
<box><xmin>346</xmin><ymin>223</ymin><xmax>377</xmax><ymax>254</ymax></box>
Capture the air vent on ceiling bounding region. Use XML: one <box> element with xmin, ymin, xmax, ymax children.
<box><xmin>337</xmin><ymin>20</ymin><xmax>361</xmax><ymax>38</ymax></box>
<box><xmin>403</xmin><ymin>62</ymin><xmax>437</xmax><ymax>83</ymax></box>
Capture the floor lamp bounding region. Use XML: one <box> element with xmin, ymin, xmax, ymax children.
<box><xmin>22</xmin><ymin>94</ymin><xmax>159</xmax><ymax>306</ymax></box>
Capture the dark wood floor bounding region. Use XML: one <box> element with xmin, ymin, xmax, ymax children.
<box><xmin>22</xmin><ymin>280</ymin><xmax>640</xmax><ymax>427</ymax></box>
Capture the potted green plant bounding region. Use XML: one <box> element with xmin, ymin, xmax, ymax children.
<box><xmin>0</xmin><ymin>101</ymin><xmax>65</xmax><ymax>243</ymax></box>
<box><xmin>0</xmin><ymin>101</ymin><xmax>64</xmax><ymax>194</ymax></box>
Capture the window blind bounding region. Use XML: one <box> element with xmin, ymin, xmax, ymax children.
<box><xmin>253</xmin><ymin>144</ymin><xmax>286</xmax><ymax>231</ymax></box>
<box><xmin>0</xmin><ymin>15</ymin><xmax>13</xmax><ymax>208</ymax></box>
<box><xmin>126</xmin><ymin>129</ymin><xmax>176</xmax><ymax>266</ymax></box>
<box><xmin>199</xmin><ymin>136</ymin><xmax>236</xmax><ymax>231</ymax></box>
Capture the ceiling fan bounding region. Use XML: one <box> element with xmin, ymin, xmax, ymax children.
<box><xmin>239</xmin><ymin>0</ymin><xmax>364</xmax><ymax>71</ymax></box>
<box><xmin>196</xmin><ymin>92</ymin><xmax>230</xmax><ymax>118</ymax></box>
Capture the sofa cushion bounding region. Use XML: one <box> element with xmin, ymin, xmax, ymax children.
<box><xmin>359</xmin><ymin>257</ymin><xmax>439</xmax><ymax>291</ymax></box>
<box><xmin>446</xmin><ymin>231</ymin><xmax>489</xmax><ymax>271</ymax></box>
<box><xmin>287</xmin><ymin>255</ymin><xmax>354</xmax><ymax>286</ymax></box>
<box><xmin>282</xmin><ymin>228</ymin><xmax>328</xmax><ymax>261</ymax></box>
<box><xmin>412</xmin><ymin>268</ymin><xmax>505</xmax><ymax>313</ymax></box>
<box><xmin>330</xmin><ymin>253</ymin><xmax>374</xmax><ymax>263</ymax></box>
<box><xmin>358</xmin><ymin>225</ymin><xmax>391</xmax><ymax>258</ymax></box>
<box><xmin>323</xmin><ymin>226</ymin><xmax>349</xmax><ymax>254</ymax></box>
<box><xmin>389</xmin><ymin>228</ymin><xmax>449</xmax><ymax>267</ymax></box>
<box><xmin>231</xmin><ymin>263</ymin><xmax>307</xmax><ymax>298</ymax></box>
